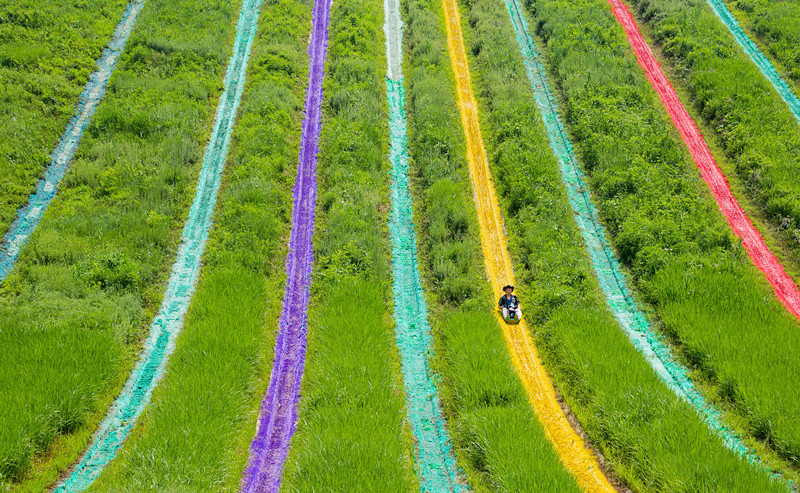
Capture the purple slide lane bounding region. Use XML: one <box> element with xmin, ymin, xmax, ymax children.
<box><xmin>240</xmin><ymin>0</ymin><xmax>331</xmax><ymax>491</ymax></box>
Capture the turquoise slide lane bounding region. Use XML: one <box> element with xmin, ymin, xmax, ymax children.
<box><xmin>0</xmin><ymin>0</ymin><xmax>144</xmax><ymax>282</ymax></box>
<box><xmin>52</xmin><ymin>0</ymin><xmax>264</xmax><ymax>490</ymax></box>
<box><xmin>503</xmin><ymin>0</ymin><xmax>785</xmax><ymax>482</ymax></box>
<box><xmin>704</xmin><ymin>0</ymin><xmax>800</xmax><ymax>123</ymax></box>
<box><xmin>383</xmin><ymin>0</ymin><xmax>469</xmax><ymax>490</ymax></box>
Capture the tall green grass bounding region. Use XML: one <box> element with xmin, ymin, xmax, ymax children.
<box><xmin>727</xmin><ymin>0</ymin><xmax>800</xmax><ymax>85</ymax></box>
<box><xmin>0</xmin><ymin>0</ymin><xmax>129</xmax><ymax>233</ymax></box>
<box><xmin>0</xmin><ymin>0</ymin><xmax>241</xmax><ymax>486</ymax></box>
<box><xmin>403</xmin><ymin>0</ymin><xmax>583</xmax><ymax>489</ymax></box>
<box><xmin>460</xmin><ymin>0</ymin><xmax>786</xmax><ymax>489</ymax></box>
<box><xmin>627</xmin><ymin>0</ymin><xmax>800</xmax><ymax>265</ymax></box>
<box><xmin>278</xmin><ymin>0</ymin><xmax>418</xmax><ymax>489</ymax></box>
<box><xmin>526</xmin><ymin>0</ymin><xmax>800</xmax><ymax>472</ymax></box>
<box><xmin>87</xmin><ymin>1</ymin><xmax>310</xmax><ymax>490</ymax></box>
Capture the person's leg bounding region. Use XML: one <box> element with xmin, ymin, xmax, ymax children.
<box><xmin>502</xmin><ymin>307</ymin><xmax>510</xmax><ymax>319</ymax></box>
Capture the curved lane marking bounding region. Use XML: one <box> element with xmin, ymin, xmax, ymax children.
<box><xmin>240</xmin><ymin>0</ymin><xmax>330</xmax><ymax>491</ymax></box>
<box><xmin>383</xmin><ymin>0</ymin><xmax>470</xmax><ymax>490</ymax></box>
<box><xmin>53</xmin><ymin>0</ymin><xmax>264</xmax><ymax>490</ymax></box>
<box><xmin>440</xmin><ymin>0</ymin><xmax>614</xmax><ymax>489</ymax></box>
<box><xmin>0</xmin><ymin>0</ymin><xmax>145</xmax><ymax>282</ymax></box>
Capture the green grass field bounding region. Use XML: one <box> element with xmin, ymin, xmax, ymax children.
<box><xmin>279</xmin><ymin>0</ymin><xmax>419</xmax><ymax>489</ymax></box>
<box><xmin>86</xmin><ymin>1</ymin><xmax>310</xmax><ymax>490</ymax></box>
<box><xmin>728</xmin><ymin>0</ymin><xmax>800</xmax><ymax>85</ymax></box>
<box><xmin>403</xmin><ymin>0</ymin><xmax>583</xmax><ymax>489</ymax></box>
<box><xmin>1</xmin><ymin>0</ymin><xmax>800</xmax><ymax>490</ymax></box>
<box><xmin>526</xmin><ymin>0</ymin><xmax>800</xmax><ymax>470</ymax></box>
<box><xmin>626</xmin><ymin>0</ymin><xmax>800</xmax><ymax>271</ymax></box>
<box><xmin>0</xmin><ymin>0</ymin><xmax>129</xmax><ymax>234</ymax></box>
<box><xmin>0</xmin><ymin>0</ymin><xmax>240</xmax><ymax>485</ymax></box>
<box><xmin>461</xmin><ymin>0</ymin><xmax>785</xmax><ymax>488</ymax></box>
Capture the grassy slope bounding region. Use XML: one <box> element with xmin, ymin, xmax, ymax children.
<box><xmin>0</xmin><ymin>0</ymin><xmax>240</xmax><ymax>485</ymax></box>
<box><xmin>729</xmin><ymin>0</ymin><xmax>800</xmax><ymax>85</ymax></box>
<box><xmin>627</xmin><ymin>0</ymin><xmax>800</xmax><ymax>266</ymax></box>
<box><xmin>527</xmin><ymin>0</ymin><xmax>800</xmax><ymax>470</ymax></box>
<box><xmin>463</xmin><ymin>0</ymin><xmax>785</xmax><ymax>489</ymax></box>
<box><xmin>87</xmin><ymin>1</ymin><xmax>310</xmax><ymax>490</ymax></box>
<box><xmin>0</xmin><ymin>0</ymin><xmax>129</xmax><ymax>233</ymax></box>
<box><xmin>403</xmin><ymin>0</ymin><xmax>582</xmax><ymax>490</ymax></box>
<box><xmin>278</xmin><ymin>0</ymin><xmax>419</xmax><ymax>490</ymax></box>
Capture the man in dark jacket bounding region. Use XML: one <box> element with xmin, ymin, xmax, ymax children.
<box><xmin>498</xmin><ymin>285</ymin><xmax>521</xmax><ymax>320</ymax></box>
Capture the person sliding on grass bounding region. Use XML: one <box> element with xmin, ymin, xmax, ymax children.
<box><xmin>499</xmin><ymin>285</ymin><xmax>521</xmax><ymax>320</ymax></box>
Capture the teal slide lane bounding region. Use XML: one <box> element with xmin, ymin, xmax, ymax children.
<box><xmin>503</xmin><ymin>0</ymin><xmax>780</xmax><ymax>478</ymax></box>
<box><xmin>383</xmin><ymin>0</ymin><xmax>470</xmax><ymax>490</ymax></box>
<box><xmin>705</xmin><ymin>0</ymin><xmax>800</xmax><ymax>123</ymax></box>
<box><xmin>53</xmin><ymin>0</ymin><xmax>263</xmax><ymax>490</ymax></box>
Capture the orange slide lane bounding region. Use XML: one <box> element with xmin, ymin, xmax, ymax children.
<box><xmin>441</xmin><ymin>0</ymin><xmax>614</xmax><ymax>490</ymax></box>
<box><xmin>607</xmin><ymin>0</ymin><xmax>800</xmax><ymax>320</ymax></box>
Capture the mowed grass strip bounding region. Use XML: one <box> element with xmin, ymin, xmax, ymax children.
<box><xmin>525</xmin><ymin>0</ymin><xmax>800</xmax><ymax>472</ymax></box>
<box><xmin>278</xmin><ymin>0</ymin><xmax>419</xmax><ymax>490</ymax></box>
<box><xmin>86</xmin><ymin>1</ymin><xmax>311</xmax><ymax>490</ymax></box>
<box><xmin>624</xmin><ymin>0</ymin><xmax>800</xmax><ymax>266</ymax></box>
<box><xmin>465</xmin><ymin>0</ymin><xmax>784</xmax><ymax>489</ymax></box>
<box><xmin>0</xmin><ymin>0</ymin><xmax>241</xmax><ymax>486</ymax></box>
<box><xmin>402</xmin><ymin>0</ymin><xmax>582</xmax><ymax>489</ymax></box>
<box><xmin>0</xmin><ymin>0</ymin><xmax>130</xmax><ymax>233</ymax></box>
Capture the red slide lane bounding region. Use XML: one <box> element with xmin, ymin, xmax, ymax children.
<box><xmin>607</xmin><ymin>0</ymin><xmax>800</xmax><ymax>320</ymax></box>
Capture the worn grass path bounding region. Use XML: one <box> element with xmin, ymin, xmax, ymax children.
<box><xmin>440</xmin><ymin>0</ymin><xmax>614</xmax><ymax>490</ymax></box>
<box><xmin>383</xmin><ymin>0</ymin><xmax>468</xmax><ymax>490</ymax></box>
<box><xmin>51</xmin><ymin>0</ymin><xmax>264</xmax><ymax>490</ymax></box>
<box><xmin>240</xmin><ymin>0</ymin><xmax>330</xmax><ymax>490</ymax></box>
<box><xmin>0</xmin><ymin>0</ymin><xmax>144</xmax><ymax>283</ymax></box>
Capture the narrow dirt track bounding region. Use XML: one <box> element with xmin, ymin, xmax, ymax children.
<box><xmin>503</xmin><ymin>0</ymin><xmax>769</xmax><ymax>470</ymax></box>
<box><xmin>440</xmin><ymin>0</ymin><xmax>614</xmax><ymax>490</ymax></box>
<box><xmin>241</xmin><ymin>0</ymin><xmax>330</xmax><ymax>491</ymax></box>
<box><xmin>0</xmin><ymin>0</ymin><xmax>144</xmax><ymax>283</ymax></box>
<box><xmin>51</xmin><ymin>1</ymin><xmax>264</xmax><ymax>491</ymax></box>
<box><xmin>606</xmin><ymin>0</ymin><xmax>800</xmax><ymax>321</ymax></box>
<box><xmin>383</xmin><ymin>0</ymin><xmax>469</xmax><ymax>490</ymax></box>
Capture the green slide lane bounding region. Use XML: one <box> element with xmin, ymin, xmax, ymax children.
<box><xmin>383</xmin><ymin>0</ymin><xmax>469</xmax><ymax>490</ymax></box>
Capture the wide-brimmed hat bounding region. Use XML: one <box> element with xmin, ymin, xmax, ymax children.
<box><xmin>503</xmin><ymin>285</ymin><xmax>514</xmax><ymax>291</ymax></box>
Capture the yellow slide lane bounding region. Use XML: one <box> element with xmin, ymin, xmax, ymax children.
<box><xmin>440</xmin><ymin>0</ymin><xmax>614</xmax><ymax>490</ymax></box>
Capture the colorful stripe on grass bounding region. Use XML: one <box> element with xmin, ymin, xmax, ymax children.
<box><xmin>503</xmin><ymin>0</ymin><xmax>770</xmax><ymax>471</ymax></box>
<box><xmin>704</xmin><ymin>0</ymin><xmax>800</xmax><ymax>122</ymax></box>
<box><xmin>0</xmin><ymin>0</ymin><xmax>144</xmax><ymax>283</ymax></box>
<box><xmin>607</xmin><ymin>0</ymin><xmax>800</xmax><ymax>319</ymax></box>
<box><xmin>53</xmin><ymin>0</ymin><xmax>263</xmax><ymax>490</ymax></box>
<box><xmin>240</xmin><ymin>0</ymin><xmax>329</xmax><ymax>491</ymax></box>
<box><xmin>383</xmin><ymin>0</ymin><xmax>469</xmax><ymax>490</ymax></box>
<box><xmin>440</xmin><ymin>0</ymin><xmax>614</xmax><ymax>490</ymax></box>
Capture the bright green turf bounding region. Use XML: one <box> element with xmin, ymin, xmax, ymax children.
<box><xmin>278</xmin><ymin>0</ymin><xmax>419</xmax><ymax>490</ymax></box>
<box><xmin>526</xmin><ymin>0</ymin><xmax>800</xmax><ymax>473</ymax></box>
<box><xmin>0</xmin><ymin>0</ymin><xmax>130</xmax><ymax>233</ymax></box>
<box><xmin>0</xmin><ymin>0</ymin><xmax>240</xmax><ymax>486</ymax></box>
<box><xmin>87</xmin><ymin>1</ymin><xmax>311</xmax><ymax>490</ymax></box>
<box><xmin>403</xmin><ymin>0</ymin><xmax>584</xmax><ymax>489</ymax></box>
